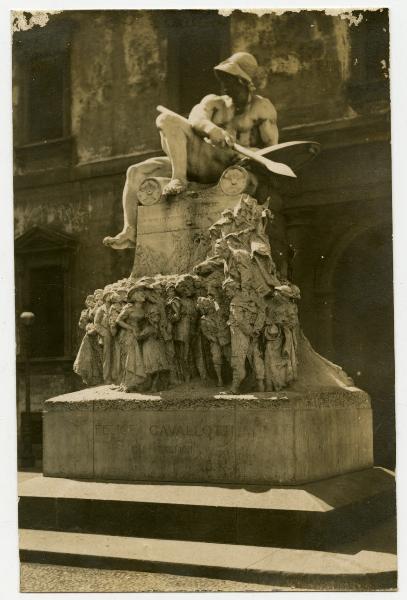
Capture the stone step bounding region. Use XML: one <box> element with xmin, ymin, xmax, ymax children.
<box><xmin>19</xmin><ymin>526</ymin><xmax>397</xmax><ymax>591</ymax></box>
<box><xmin>18</xmin><ymin>468</ymin><xmax>396</xmax><ymax>550</ymax></box>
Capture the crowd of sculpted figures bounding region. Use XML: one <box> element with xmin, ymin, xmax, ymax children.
<box><xmin>74</xmin><ymin>194</ymin><xmax>301</xmax><ymax>394</ymax></box>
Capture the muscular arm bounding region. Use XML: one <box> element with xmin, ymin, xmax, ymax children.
<box><xmin>188</xmin><ymin>95</ymin><xmax>222</xmax><ymax>137</ymax></box>
<box><xmin>189</xmin><ymin>95</ymin><xmax>236</xmax><ymax>151</ymax></box>
<box><xmin>256</xmin><ymin>98</ymin><xmax>279</xmax><ymax>147</ymax></box>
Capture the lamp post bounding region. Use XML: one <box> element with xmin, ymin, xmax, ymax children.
<box><xmin>20</xmin><ymin>311</ymin><xmax>35</xmax><ymax>468</ymax></box>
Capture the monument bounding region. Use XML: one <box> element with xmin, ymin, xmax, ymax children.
<box><xmin>40</xmin><ymin>52</ymin><xmax>379</xmax><ymax>487</ymax></box>
<box><xmin>16</xmin><ymin>49</ymin><xmax>394</xmax><ymax>591</ymax></box>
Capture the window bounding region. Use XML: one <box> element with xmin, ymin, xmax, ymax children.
<box><xmin>28</xmin><ymin>265</ymin><xmax>65</xmax><ymax>358</ymax></box>
<box><xmin>166</xmin><ymin>11</ymin><xmax>230</xmax><ymax>115</ymax></box>
<box><xmin>13</xmin><ymin>19</ymin><xmax>72</xmax><ymax>145</ymax></box>
<box><xmin>28</xmin><ymin>53</ymin><xmax>66</xmax><ymax>143</ymax></box>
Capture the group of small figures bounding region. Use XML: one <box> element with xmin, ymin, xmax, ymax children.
<box><xmin>74</xmin><ymin>194</ymin><xmax>301</xmax><ymax>394</ymax></box>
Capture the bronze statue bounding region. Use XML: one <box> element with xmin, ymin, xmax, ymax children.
<box><xmin>108</xmin><ymin>290</ymin><xmax>126</xmax><ymax>385</ymax></box>
<box><xmin>165</xmin><ymin>281</ymin><xmax>182</xmax><ymax>384</ymax></box>
<box><xmin>173</xmin><ymin>275</ymin><xmax>199</xmax><ymax>383</ymax></box>
<box><xmin>73</xmin><ymin>294</ymin><xmax>103</xmax><ymax>386</ymax></box>
<box><xmin>115</xmin><ymin>288</ymin><xmax>146</xmax><ymax>392</ymax></box>
<box><xmin>263</xmin><ymin>315</ymin><xmax>286</xmax><ymax>392</ymax></box>
<box><xmin>137</xmin><ymin>305</ymin><xmax>170</xmax><ymax>391</ymax></box>
<box><xmin>222</xmin><ymin>277</ymin><xmax>265</xmax><ymax>393</ymax></box>
<box><xmin>94</xmin><ymin>290</ymin><xmax>115</xmax><ymax>384</ymax></box>
<box><xmin>197</xmin><ymin>296</ymin><xmax>230</xmax><ymax>386</ymax></box>
<box><xmin>103</xmin><ymin>52</ymin><xmax>280</xmax><ymax>250</ymax></box>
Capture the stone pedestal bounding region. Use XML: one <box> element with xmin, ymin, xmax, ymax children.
<box><xmin>133</xmin><ymin>184</ymin><xmax>240</xmax><ymax>277</ymax></box>
<box><xmin>43</xmin><ymin>384</ymin><xmax>373</xmax><ymax>485</ymax></box>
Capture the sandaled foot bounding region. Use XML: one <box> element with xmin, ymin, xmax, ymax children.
<box><xmin>103</xmin><ymin>226</ymin><xmax>136</xmax><ymax>250</ymax></box>
<box><xmin>162</xmin><ymin>178</ymin><xmax>187</xmax><ymax>197</ymax></box>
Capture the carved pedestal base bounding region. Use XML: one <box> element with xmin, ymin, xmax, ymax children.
<box><xmin>133</xmin><ymin>185</ymin><xmax>241</xmax><ymax>277</ymax></box>
<box><xmin>43</xmin><ymin>383</ymin><xmax>373</xmax><ymax>485</ymax></box>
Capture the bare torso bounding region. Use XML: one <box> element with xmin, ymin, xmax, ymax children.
<box><xmin>189</xmin><ymin>93</ymin><xmax>278</xmax><ymax>150</ymax></box>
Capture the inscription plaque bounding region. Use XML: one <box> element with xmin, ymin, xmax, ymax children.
<box><xmin>43</xmin><ymin>387</ymin><xmax>373</xmax><ymax>484</ymax></box>
<box><xmin>93</xmin><ymin>409</ymin><xmax>236</xmax><ymax>482</ymax></box>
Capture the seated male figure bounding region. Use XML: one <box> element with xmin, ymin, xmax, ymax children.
<box><xmin>104</xmin><ymin>52</ymin><xmax>279</xmax><ymax>250</ymax></box>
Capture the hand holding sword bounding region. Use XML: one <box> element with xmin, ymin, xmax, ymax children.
<box><xmin>157</xmin><ymin>105</ymin><xmax>298</xmax><ymax>179</ymax></box>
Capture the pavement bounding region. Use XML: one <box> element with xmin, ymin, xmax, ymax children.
<box><xmin>20</xmin><ymin>563</ymin><xmax>294</xmax><ymax>592</ymax></box>
<box><xmin>19</xmin><ymin>517</ymin><xmax>397</xmax><ymax>592</ymax></box>
<box><xmin>18</xmin><ymin>468</ymin><xmax>397</xmax><ymax>591</ymax></box>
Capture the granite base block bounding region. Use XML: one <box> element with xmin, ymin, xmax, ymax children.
<box><xmin>43</xmin><ymin>384</ymin><xmax>373</xmax><ymax>485</ymax></box>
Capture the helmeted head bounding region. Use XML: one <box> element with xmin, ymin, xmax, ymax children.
<box><xmin>214</xmin><ymin>52</ymin><xmax>263</xmax><ymax>110</ymax></box>
<box><xmin>215</xmin><ymin>52</ymin><xmax>259</xmax><ymax>89</ymax></box>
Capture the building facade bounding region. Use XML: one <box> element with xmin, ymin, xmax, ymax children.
<box><xmin>13</xmin><ymin>9</ymin><xmax>393</xmax><ymax>465</ymax></box>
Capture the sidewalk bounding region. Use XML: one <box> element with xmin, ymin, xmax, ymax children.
<box><xmin>20</xmin><ymin>517</ymin><xmax>397</xmax><ymax>592</ymax></box>
<box><xmin>20</xmin><ymin>563</ymin><xmax>292</xmax><ymax>592</ymax></box>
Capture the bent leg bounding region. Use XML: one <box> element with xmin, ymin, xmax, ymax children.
<box><xmin>156</xmin><ymin>112</ymin><xmax>233</xmax><ymax>195</ymax></box>
<box><xmin>210</xmin><ymin>342</ymin><xmax>223</xmax><ymax>386</ymax></box>
<box><xmin>230</xmin><ymin>328</ymin><xmax>249</xmax><ymax>393</ymax></box>
<box><xmin>156</xmin><ymin>112</ymin><xmax>192</xmax><ymax>195</ymax></box>
<box><xmin>249</xmin><ymin>340</ymin><xmax>265</xmax><ymax>391</ymax></box>
<box><xmin>103</xmin><ymin>156</ymin><xmax>171</xmax><ymax>250</ymax></box>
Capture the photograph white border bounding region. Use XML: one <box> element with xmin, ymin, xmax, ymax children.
<box><xmin>1</xmin><ymin>2</ymin><xmax>405</xmax><ymax>598</ymax></box>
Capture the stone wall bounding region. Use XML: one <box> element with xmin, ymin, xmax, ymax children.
<box><xmin>230</xmin><ymin>10</ymin><xmax>352</xmax><ymax>127</ymax></box>
<box><xmin>70</xmin><ymin>11</ymin><xmax>168</xmax><ymax>164</ymax></box>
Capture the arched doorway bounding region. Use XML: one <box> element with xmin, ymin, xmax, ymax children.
<box><xmin>332</xmin><ymin>224</ymin><xmax>395</xmax><ymax>468</ymax></box>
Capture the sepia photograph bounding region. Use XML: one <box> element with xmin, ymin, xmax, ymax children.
<box><xmin>4</xmin><ymin>2</ymin><xmax>400</xmax><ymax>593</ymax></box>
